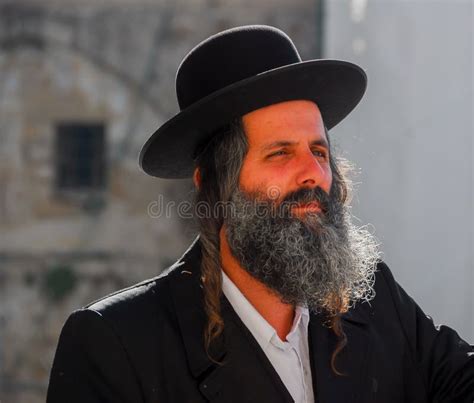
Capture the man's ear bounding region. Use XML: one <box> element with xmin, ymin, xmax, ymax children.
<box><xmin>193</xmin><ymin>167</ymin><xmax>201</xmax><ymax>190</ymax></box>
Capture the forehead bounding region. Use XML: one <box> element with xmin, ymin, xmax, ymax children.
<box><xmin>241</xmin><ymin>100</ymin><xmax>327</xmax><ymax>148</ymax></box>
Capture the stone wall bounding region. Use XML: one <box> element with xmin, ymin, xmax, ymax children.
<box><xmin>0</xmin><ymin>1</ymin><xmax>319</xmax><ymax>401</ymax></box>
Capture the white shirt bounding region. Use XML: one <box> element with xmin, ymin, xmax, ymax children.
<box><xmin>221</xmin><ymin>270</ymin><xmax>315</xmax><ymax>403</ymax></box>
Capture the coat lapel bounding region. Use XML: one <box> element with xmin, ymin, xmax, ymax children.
<box><xmin>169</xmin><ymin>236</ymin><xmax>293</xmax><ymax>402</ymax></box>
<box><xmin>169</xmin><ymin>236</ymin><xmax>373</xmax><ymax>402</ymax></box>
<box><xmin>309</xmin><ymin>303</ymin><xmax>372</xmax><ymax>403</ymax></box>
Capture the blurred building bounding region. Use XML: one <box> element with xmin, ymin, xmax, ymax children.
<box><xmin>0</xmin><ymin>0</ymin><xmax>319</xmax><ymax>401</ymax></box>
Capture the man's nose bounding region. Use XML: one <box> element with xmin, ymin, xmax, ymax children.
<box><xmin>294</xmin><ymin>149</ymin><xmax>327</xmax><ymax>188</ymax></box>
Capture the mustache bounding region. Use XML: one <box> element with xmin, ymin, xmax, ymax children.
<box><xmin>278</xmin><ymin>186</ymin><xmax>331</xmax><ymax>214</ymax></box>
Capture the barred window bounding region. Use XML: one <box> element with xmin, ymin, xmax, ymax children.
<box><xmin>54</xmin><ymin>123</ymin><xmax>106</xmax><ymax>191</ymax></box>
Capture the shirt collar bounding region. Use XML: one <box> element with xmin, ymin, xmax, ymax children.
<box><xmin>221</xmin><ymin>269</ymin><xmax>309</xmax><ymax>349</ymax></box>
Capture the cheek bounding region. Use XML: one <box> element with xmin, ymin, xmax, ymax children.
<box><xmin>239</xmin><ymin>154</ymin><xmax>279</xmax><ymax>184</ymax></box>
<box><xmin>239</xmin><ymin>160</ymin><xmax>287</xmax><ymax>196</ymax></box>
<box><xmin>238</xmin><ymin>157</ymin><xmax>254</xmax><ymax>191</ymax></box>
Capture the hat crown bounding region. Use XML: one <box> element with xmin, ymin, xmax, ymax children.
<box><xmin>176</xmin><ymin>25</ymin><xmax>302</xmax><ymax>110</ymax></box>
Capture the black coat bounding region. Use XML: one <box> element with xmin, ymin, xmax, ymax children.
<box><xmin>47</xmin><ymin>237</ymin><xmax>474</xmax><ymax>403</ymax></box>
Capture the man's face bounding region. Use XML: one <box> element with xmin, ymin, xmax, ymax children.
<box><xmin>223</xmin><ymin>99</ymin><xmax>379</xmax><ymax>314</ymax></box>
<box><xmin>239</xmin><ymin>100</ymin><xmax>332</xmax><ymax>213</ymax></box>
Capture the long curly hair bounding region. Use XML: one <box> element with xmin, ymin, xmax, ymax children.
<box><xmin>193</xmin><ymin>118</ymin><xmax>353</xmax><ymax>375</ymax></box>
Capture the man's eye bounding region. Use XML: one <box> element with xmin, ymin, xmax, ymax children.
<box><xmin>313</xmin><ymin>149</ymin><xmax>328</xmax><ymax>159</ymax></box>
<box><xmin>268</xmin><ymin>150</ymin><xmax>287</xmax><ymax>157</ymax></box>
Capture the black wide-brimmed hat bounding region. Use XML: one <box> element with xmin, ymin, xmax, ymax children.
<box><xmin>139</xmin><ymin>25</ymin><xmax>367</xmax><ymax>179</ymax></box>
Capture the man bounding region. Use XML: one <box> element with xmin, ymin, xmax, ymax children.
<box><xmin>47</xmin><ymin>25</ymin><xmax>474</xmax><ymax>403</ymax></box>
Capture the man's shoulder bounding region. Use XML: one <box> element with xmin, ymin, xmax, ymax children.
<box><xmin>363</xmin><ymin>259</ymin><xmax>420</xmax><ymax>327</ymax></box>
<box><xmin>369</xmin><ymin>260</ymin><xmax>403</xmax><ymax>308</ymax></box>
<box><xmin>84</xmin><ymin>237</ymin><xmax>202</xmax><ymax>320</ymax></box>
<box><xmin>51</xmin><ymin>260</ymin><xmax>196</xmax><ymax>391</ymax></box>
<box><xmin>63</xmin><ymin>237</ymin><xmax>202</xmax><ymax>341</ymax></box>
<box><xmin>374</xmin><ymin>259</ymin><xmax>396</xmax><ymax>283</ymax></box>
<box><xmin>82</xmin><ymin>262</ymin><xmax>183</xmax><ymax>329</ymax></box>
<box><xmin>372</xmin><ymin>259</ymin><xmax>409</xmax><ymax>305</ymax></box>
<box><xmin>341</xmin><ymin>260</ymin><xmax>399</xmax><ymax>324</ymax></box>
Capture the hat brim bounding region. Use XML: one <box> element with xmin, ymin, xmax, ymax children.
<box><xmin>139</xmin><ymin>59</ymin><xmax>367</xmax><ymax>179</ymax></box>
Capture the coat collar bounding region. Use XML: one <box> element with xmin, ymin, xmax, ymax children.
<box><xmin>167</xmin><ymin>235</ymin><xmax>223</xmax><ymax>378</ymax></box>
<box><xmin>169</xmin><ymin>236</ymin><xmax>372</xmax><ymax>402</ymax></box>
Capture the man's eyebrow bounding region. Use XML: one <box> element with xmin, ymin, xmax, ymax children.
<box><xmin>261</xmin><ymin>138</ymin><xmax>329</xmax><ymax>152</ymax></box>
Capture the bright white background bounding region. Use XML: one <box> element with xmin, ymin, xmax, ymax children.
<box><xmin>326</xmin><ymin>0</ymin><xmax>473</xmax><ymax>343</ymax></box>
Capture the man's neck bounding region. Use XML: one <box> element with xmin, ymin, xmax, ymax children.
<box><xmin>219</xmin><ymin>226</ymin><xmax>295</xmax><ymax>341</ymax></box>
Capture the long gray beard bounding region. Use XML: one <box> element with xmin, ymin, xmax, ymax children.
<box><xmin>224</xmin><ymin>186</ymin><xmax>381</xmax><ymax>315</ymax></box>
